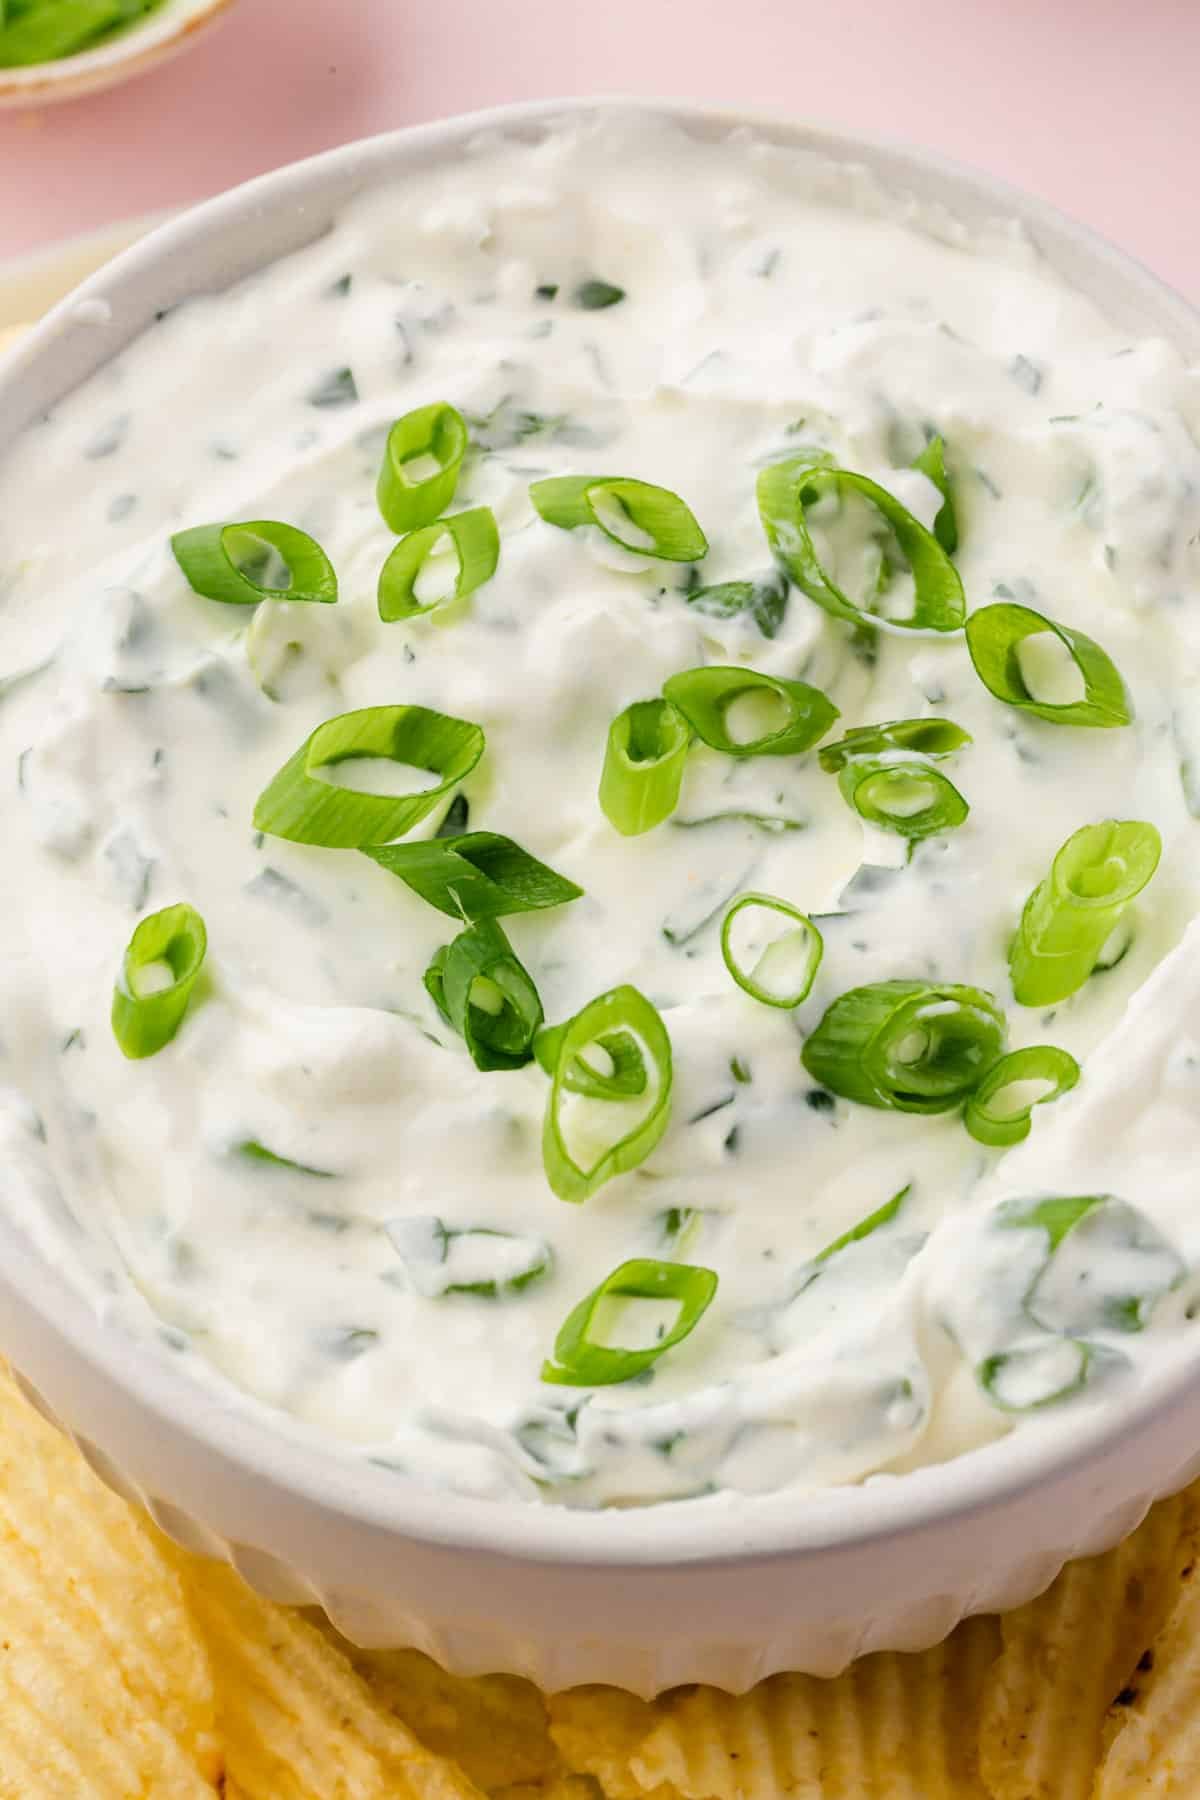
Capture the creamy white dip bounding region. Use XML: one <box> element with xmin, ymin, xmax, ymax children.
<box><xmin>2</xmin><ymin>113</ymin><xmax>1200</xmax><ymax>1508</ymax></box>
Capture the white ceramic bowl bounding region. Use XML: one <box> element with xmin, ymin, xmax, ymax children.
<box><xmin>0</xmin><ymin>0</ymin><xmax>236</xmax><ymax>108</ymax></box>
<box><xmin>3</xmin><ymin>99</ymin><xmax>1200</xmax><ymax>1696</ymax></box>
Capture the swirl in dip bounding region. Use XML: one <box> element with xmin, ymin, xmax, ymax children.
<box><xmin>3</xmin><ymin>114</ymin><xmax>1200</xmax><ymax>1508</ymax></box>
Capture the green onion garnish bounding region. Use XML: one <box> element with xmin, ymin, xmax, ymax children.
<box><xmin>541</xmin><ymin>1257</ymin><xmax>717</xmax><ymax>1386</ymax></box>
<box><xmin>540</xmin><ymin>986</ymin><xmax>672</xmax><ymax>1202</ymax></box>
<box><xmin>801</xmin><ymin>979</ymin><xmax>1007</xmax><ymax>1114</ymax></box>
<box><xmin>237</xmin><ymin>1141</ymin><xmax>334</xmax><ymax>1179</ymax></box>
<box><xmin>963</xmin><ymin>1046</ymin><xmax>1080</xmax><ymax>1147</ymax></box>
<box><xmin>913</xmin><ymin>434</ymin><xmax>958</xmax><ymax>553</ymax></box>
<box><xmin>979</xmin><ymin>1339</ymin><xmax>1097</xmax><ymax>1412</ymax></box>
<box><xmin>365</xmin><ymin>831</ymin><xmax>582</xmax><ymax>920</ymax></box>
<box><xmin>812</xmin><ymin>1185</ymin><xmax>910</xmax><ymax>1265</ymax></box>
<box><xmin>377</xmin><ymin>507</ymin><xmax>500</xmax><ymax>621</ymax></box>
<box><xmin>387</xmin><ymin>1216</ymin><xmax>552</xmax><ymax>1298</ymax></box>
<box><xmin>170</xmin><ymin>520</ymin><xmax>337</xmax><ymax>607</ymax></box>
<box><xmin>756</xmin><ymin>456</ymin><xmax>965</xmax><ymax>632</ymax></box>
<box><xmin>818</xmin><ymin>717</ymin><xmax>971</xmax><ymax>773</ymax></box>
<box><xmin>965</xmin><ymin>602</ymin><xmax>1133</xmax><ymax>727</ymax></box>
<box><xmin>599</xmin><ymin>699</ymin><xmax>691</xmax><ymax>835</ymax></box>
<box><xmin>424</xmin><ymin>919</ymin><xmax>543</xmax><ymax>1070</ymax></box>
<box><xmin>574</xmin><ymin>279</ymin><xmax>626</xmax><ymax>310</ymax></box>
<box><xmin>534</xmin><ymin>1024</ymin><xmax>648</xmax><ymax>1100</ymax></box>
<box><xmin>836</xmin><ymin>757</ymin><xmax>969</xmax><ymax>840</ymax></box>
<box><xmin>997</xmin><ymin>1193</ymin><xmax>1183</xmax><ymax>1335</ymax></box>
<box><xmin>376</xmin><ymin>402</ymin><xmax>469</xmax><ymax>533</ymax></box>
<box><xmin>111</xmin><ymin>902</ymin><xmax>207</xmax><ymax>1061</ymax></box>
<box><xmin>1009</xmin><ymin>819</ymin><xmax>1161</xmax><ymax>1006</ymax></box>
<box><xmin>530</xmin><ymin>475</ymin><xmax>707</xmax><ymax>562</ymax></box>
<box><xmin>662</xmin><ymin>665</ymin><xmax>838</xmax><ymax>758</ymax></box>
<box><xmin>684</xmin><ymin>574</ymin><xmax>788</xmax><ymax>640</ymax></box>
<box><xmin>720</xmin><ymin>892</ymin><xmax>823</xmax><ymax>1008</ymax></box>
<box><xmin>253</xmin><ymin>705</ymin><xmax>484</xmax><ymax>849</ymax></box>
<box><xmin>0</xmin><ymin>0</ymin><xmax>165</xmax><ymax>66</ymax></box>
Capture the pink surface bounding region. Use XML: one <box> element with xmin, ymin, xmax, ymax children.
<box><xmin>0</xmin><ymin>0</ymin><xmax>1197</xmax><ymax>301</ymax></box>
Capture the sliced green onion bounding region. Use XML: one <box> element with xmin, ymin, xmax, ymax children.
<box><xmin>387</xmin><ymin>1216</ymin><xmax>552</xmax><ymax>1298</ymax></box>
<box><xmin>534</xmin><ymin>1025</ymin><xmax>648</xmax><ymax>1100</ymax></box>
<box><xmin>720</xmin><ymin>893</ymin><xmax>823</xmax><ymax>1008</ymax></box>
<box><xmin>684</xmin><ymin>573</ymin><xmax>788</xmax><ymax>640</ymax></box>
<box><xmin>541</xmin><ymin>1257</ymin><xmax>717</xmax><ymax>1386</ymax></box>
<box><xmin>813</xmin><ymin>1184</ymin><xmax>911</xmax><ymax>1265</ymax></box>
<box><xmin>965</xmin><ymin>602</ymin><xmax>1132</xmax><ymax>727</ymax></box>
<box><xmin>963</xmin><ymin>1046</ymin><xmax>1080</xmax><ymax>1147</ymax></box>
<box><xmin>599</xmin><ymin>699</ymin><xmax>691</xmax><ymax>835</ymax></box>
<box><xmin>253</xmin><ymin>705</ymin><xmax>484</xmax><ymax>849</ymax></box>
<box><xmin>662</xmin><ymin>665</ymin><xmax>838</xmax><ymax>758</ymax></box>
<box><xmin>170</xmin><ymin>520</ymin><xmax>337</xmax><ymax>606</ymax></box>
<box><xmin>377</xmin><ymin>507</ymin><xmax>500</xmax><ymax>621</ymax></box>
<box><xmin>237</xmin><ymin>1141</ymin><xmax>334</xmax><ymax>1179</ymax></box>
<box><xmin>0</xmin><ymin>0</ymin><xmax>163</xmax><ymax>66</ymax></box>
<box><xmin>540</xmin><ymin>986</ymin><xmax>672</xmax><ymax>1202</ymax></box>
<box><xmin>818</xmin><ymin>717</ymin><xmax>971</xmax><ymax>773</ymax></box>
<box><xmin>756</xmin><ymin>457</ymin><xmax>965</xmax><ymax>632</ymax></box>
<box><xmin>575</xmin><ymin>279</ymin><xmax>626</xmax><ymax>309</ymax></box>
<box><xmin>837</xmin><ymin>757</ymin><xmax>969</xmax><ymax>840</ymax></box>
<box><xmin>979</xmin><ymin>1339</ymin><xmax>1098</xmax><ymax>1412</ymax></box>
<box><xmin>365</xmin><ymin>832</ymin><xmax>582</xmax><ymax>920</ymax></box>
<box><xmin>996</xmin><ymin>1194</ymin><xmax>1183</xmax><ymax>1334</ymax></box>
<box><xmin>111</xmin><ymin>903</ymin><xmax>207</xmax><ymax>1060</ymax></box>
<box><xmin>913</xmin><ymin>434</ymin><xmax>958</xmax><ymax>554</ymax></box>
<box><xmin>376</xmin><ymin>402</ymin><xmax>469</xmax><ymax>533</ymax></box>
<box><xmin>1009</xmin><ymin>820</ymin><xmax>1161</xmax><ymax>1006</ymax></box>
<box><xmin>530</xmin><ymin>475</ymin><xmax>707</xmax><ymax>562</ymax></box>
<box><xmin>801</xmin><ymin>979</ymin><xmax>1007</xmax><ymax>1114</ymax></box>
<box><xmin>424</xmin><ymin>919</ymin><xmax>543</xmax><ymax>1070</ymax></box>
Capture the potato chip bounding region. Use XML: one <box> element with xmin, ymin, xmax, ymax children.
<box><xmin>623</xmin><ymin>1613</ymin><xmax>997</xmax><ymax>1800</ymax></box>
<box><xmin>980</xmin><ymin>1490</ymin><xmax>1195</xmax><ymax>1800</ymax></box>
<box><xmin>0</xmin><ymin>1367</ymin><xmax>221</xmax><ymax>1799</ymax></box>
<box><xmin>173</xmin><ymin>1550</ymin><xmax>487</xmax><ymax>1800</ymax></box>
<box><xmin>1095</xmin><ymin>1500</ymin><xmax>1200</xmax><ymax>1796</ymax></box>
<box><xmin>548</xmin><ymin>1686</ymin><xmax>665</xmax><ymax>1798</ymax></box>
<box><xmin>323</xmin><ymin>1627</ymin><xmax>560</xmax><ymax>1791</ymax></box>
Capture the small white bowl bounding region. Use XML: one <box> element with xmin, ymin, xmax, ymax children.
<box><xmin>0</xmin><ymin>0</ymin><xmax>237</xmax><ymax>108</ymax></box>
<box><xmin>2</xmin><ymin>100</ymin><xmax>1200</xmax><ymax>1695</ymax></box>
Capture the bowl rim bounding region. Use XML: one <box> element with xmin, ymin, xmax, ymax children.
<box><xmin>0</xmin><ymin>0</ymin><xmax>236</xmax><ymax>99</ymax></box>
<box><xmin>3</xmin><ymin>93</ymin><xmax>1200</xmax><ymax>1570</ymax></box>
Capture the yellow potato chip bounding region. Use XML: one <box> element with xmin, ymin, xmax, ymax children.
<box><xmin>624</xmin><ymin>1613</ymin><xmax>997</xmax><ymax>1800</ymax></box>
<box><xmin>0</xmin><ymin>1366</ymin><xmax>222</xmax><ymax>1799</ymax></box>
<box><xmin>979</xmin><ymin>1489</ymin><xmax>1195</xmax><ymax>1800</ymax></box>
<box><xmin>173</xmin><ymin>1550</ymin><xmax>488</xmax><ymax>1800</ymax></box>
<box><xmin>323</xmin><ymin>1627</ymin><xmax>560</xmax><ymax>1791</ymax></box>
<box><xmin>548</xmin><ymin>1686</ymin><xmax>665</xmax><ymax>1798</ymax></box>
<box><xmin>492</xmin><ymin>1781</ymin><xmax>605</xmax><ymax>1800</ymax></box>
<box><xmin>1095</xmin><ymin>1503</ymin><xmax>1200</xmax><ymax>1796</ymax></box>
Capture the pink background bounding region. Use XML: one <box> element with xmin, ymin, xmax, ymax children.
<box><xmin>1</xmin><ymin>0</ymin><xmax>1198</xmax><ymax>299</ymax></box>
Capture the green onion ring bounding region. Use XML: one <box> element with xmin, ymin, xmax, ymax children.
<box><xmin>837</xmin><ymin>757</ymin><xmax>969</xmax><ymax>840</ymax></box>
<box><xmin>662</xmin><ymin>665</ymin><xmax>838</xmax><ymax>758</ymax></box>
<box><xmin>424</xmin><ymin>919</ymin><xmax>543</xmax><ymax>1070</ymax></box>
<box><xmin>377</xmin><ymin>507</ymin><xmax>500</xmax><ymax>621</ymax></box>
<box><xmin>541</xmin><ymin>1256</ymin><xmax>717</xmax><ymax>1386</ymax></box>
<box><xmin>756</xmin><ymin>457</ymin><xmax>965</xmax><ymax>632</ymax></box>
<box><xmin>377</xmin><ymin>402</ymin><xmax>469</xmax><ymax>533</ymax></box>
<box><xmin>253</xmin><ymin>705</ymin><xmax>484</xmax><ymax>849</ymax></box>
<box><xmin>818</xmin><ymin>717</ymin><xmax>971</xmax><ymax>773</ymax></box>
<box><xmin>366</xmin><ymin>831</ymin><xmax>582</xmax><ymax>921</ymax></box>
<box><xmin>963</xmin><ymin>1046</ymin><xmax>1080</xmax><ymax>1147</ymax></box>
<box><xmin>801</xmin><ymin>979</ymin><xmax>1007</xmax><ymax>1114</ymax></box>
<box><xmin>530</xmin><ymin>475</ymin><xmax>707</xmax><ymax>562</ymax></box>
<box><xmin>171</xmin><ymin>520</ymin><xmax>337</xmax><ymax>606</ymax></box>
<box><xmin>1009</xmin><ymin>819</ymin><xmax>1161</xmax><ymax>1006</ymax></box>
<box><xmin>720</xmin><ymin>892</ymin><xmax>823</xmax><ymax>1008</ymax></box>
<box><xmin>111</xmin><ymin>902</ymin><xmax>207</xmax><ymax>1061</ymax></box>
<box><xmin>540</xmin><ymin>986</ymin><xmax>672</xmax><ymax>1202</ymax></box>
<box><xmin>534</xmin><ymin>1025</ymin><xmax>648</xmax><ymax>1100</ymax></box>
<box><xmin>913</xmin><ymin>434</ymin><xmax>958</xmax><ymax>554</ymax></box>
<box><xmin>965</xmin><ymin>602</ymin><xmax>1133</xmax><ymax>727</ymax></box>
<box><xmin>599</xmin><ymin>698</ymin><xmax>691</xmax><ymax>835</ymax></box>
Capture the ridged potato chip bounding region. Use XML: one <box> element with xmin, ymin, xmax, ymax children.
<box><xmin>0</xmin><ymin>1368</ymin><xmax>221</xmax><ymax>1799</ymax></box>
<box><xmin>172</xmin><ymin>1551</ymin><xmax>488</xmax><ymax>1800</ymax></box>
<box><xmin>979</xmin><ymin>1491</ymin><xmax>1195</xmax><ymax>1800</ymax></box>
<box><xmin>549</xmin><ymin>1687</ymin><xmax>667</xmax><ymax>1798</ymax></box>
<box><xmin>323</xmin><ymin>1629</ymin><xmax>561</xmax><ymax>1791</ymax></box>
<box><xmin>1095</xmin><ymin>1500</ymin><xmax>1200</xmax><ymax>1797</ymax></box>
